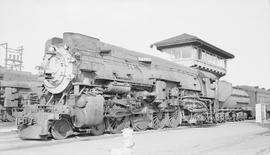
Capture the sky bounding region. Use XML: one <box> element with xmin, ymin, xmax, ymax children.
<box><xmin>0</xmin><ymin>0</ymin><xmax>269</xmax><ymax>88</ymax></box>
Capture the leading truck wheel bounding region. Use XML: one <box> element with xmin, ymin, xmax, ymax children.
<box><xmin>91</xmin><ymin>121</ymin><xmax>106</xmax><ymax>136</ymax></box>
<box><xmin>51</xmin><ymin>119</ymin><xmax>73</xmax><ymax>140</ymax></box>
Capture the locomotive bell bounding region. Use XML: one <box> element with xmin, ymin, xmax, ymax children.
<box><xmin>42</xmin><ymin>46</ymin><xmax>75</xmax><ymax>94</ymax></box>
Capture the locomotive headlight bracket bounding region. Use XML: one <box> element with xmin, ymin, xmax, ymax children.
<box><xmin>43</xmin><ymin>46</ymin><xmax>75</xmax><ymax>94</ymax></box>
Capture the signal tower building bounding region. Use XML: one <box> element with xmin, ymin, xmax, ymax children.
<box><xmin>151</xmin><ymin>33</ymin><xmax>234</xmax><ymax>78</ymax></box>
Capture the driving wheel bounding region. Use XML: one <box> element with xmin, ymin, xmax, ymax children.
<box><xmin>153</xmin><ymin>112</ymin><xmax>167</xmax><ymax>129</ymax></box>
<box><xmin>106</xmin><ymin>116</ymin><xmax>130</xmax><ymax>134</ymax></box>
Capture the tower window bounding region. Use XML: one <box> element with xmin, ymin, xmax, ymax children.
<box><xmin>162</xmin><ymin>46</ymin><xmax>193</xmax><ymax>59</ymax></box>
<box><xmin>182</xmin><ymin>49</ymin><xmax>192</xmax><ymax>58</ymax></box>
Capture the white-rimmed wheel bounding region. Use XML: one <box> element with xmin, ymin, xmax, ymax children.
<box><xmin>132</xmin><ymin>115</ymin><xmax>149</xmax><ymax>131</ymax></box>
<box><xmin>153</xmin><ymin>112</ymin><xmax>167</xmax><ymax>129</ymax></box>
<box><xmin>168</xmin><ymin>109</ymin><xmax>182</xmax><ymax>128</ymax></box>
<box><xmin>106</xmin><ymin>116</ymin><xmax>130</xmax><ymax>134</ymax></box>
<box><xmin>51</xmin><ymin>119</ymin><xmax>73</xmax><ymax>140</ymax></box>
<box><xmin>91</xmin><ymin>121</ymin><xmax>106</xmax><ymax>136</ymax></box>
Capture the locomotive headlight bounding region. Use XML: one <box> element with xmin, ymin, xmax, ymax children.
<box><xmin>63</xmin><ymin>44</ymin><xmax>69</xmax><ymax>50</ymax></box>
<box><xmin>43</xmin><ymin>46</ymin><xmax>75</xmax><ymax>94</ymax></box>
<box><xmin>48</xmin><ymin>46</ymin><xmax>56</xmax><ymax>52</ymax></box>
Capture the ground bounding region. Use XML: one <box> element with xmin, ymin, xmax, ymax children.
<box><xmin>1</xmin><ymin>121</ymin><xmax>270</xmax><ymax>155</ymax></box>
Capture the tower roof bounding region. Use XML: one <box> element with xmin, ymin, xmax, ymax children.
<box><xmin>151</xmin><ymin>33</ymin><xmax>234</xmax><ymax>59</ymax></box>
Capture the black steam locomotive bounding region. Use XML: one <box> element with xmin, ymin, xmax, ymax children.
<box><xmin>16</xmin><ymin>33</ymin><xmax>268</xmax><ymax>140</ymax></box>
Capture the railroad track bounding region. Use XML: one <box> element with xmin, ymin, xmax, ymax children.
<box><xmin>0</xmin><ymin>122</ymin><xmax>15</xmax><ymax>128</ymax></box>
<box><xmin>0</xmin><ymin>122</ymin><xmax>226</xmax><ymax>152</ymax></box>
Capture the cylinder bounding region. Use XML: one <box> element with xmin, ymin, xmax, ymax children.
<box><xmin>73</xmin><ymin>95</ymin><xmax>104</xmax><ymax>128</ymax></box>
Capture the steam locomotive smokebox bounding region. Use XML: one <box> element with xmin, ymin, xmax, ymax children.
<box><xmin>63</xmin><ymin>32</ymin><xmax>100</xmax><ymax>51</ymax></box>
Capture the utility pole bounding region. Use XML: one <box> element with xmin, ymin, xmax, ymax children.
<box><xmin>0</xmin><ymin>43</ymin><xmax>23</xmax><ymax>71</ymax></box>
<box><xmin>17</xmin><ymin>45</ymin><xmax>23</xmax><ymax>71</ymax></box>
<box><xmin>0</xmin><ymin>43</ymin><xmax>8</xmax><ymax>68</ymax></box>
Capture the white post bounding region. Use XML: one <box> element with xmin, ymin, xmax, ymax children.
<box><xmin>256</xmin><ymin>103</ymin><xmax>266</xmax><ymax>123</ymax></box>
<box><xmin>122</xmin><ymin>128</ymin><xmax>135</xmax><ymax>149</ymax></box>
<box><xmin>110</xmin><ymin>128</ymin><xmax>135</xmax><ymax>155</ymax></box>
